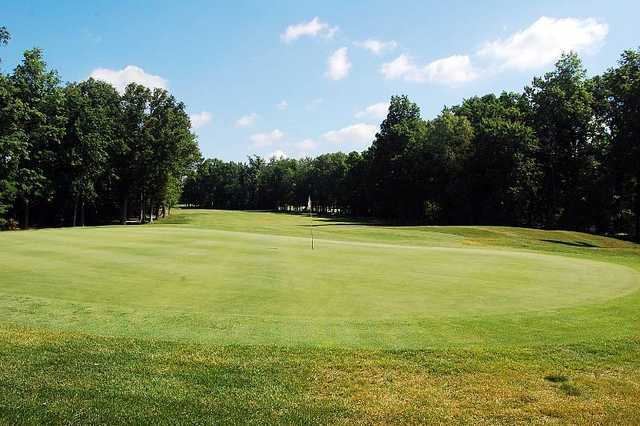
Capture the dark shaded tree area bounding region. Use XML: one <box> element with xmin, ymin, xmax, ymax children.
<box><xmin>184</xmin><ymin>49</ymin><xmax>640</xmax><ymax>239</ymax></box>
<box><xmin>0</xmin><ymin>40</ymin><xmax>200</xmax><ymax>228</ymax></box>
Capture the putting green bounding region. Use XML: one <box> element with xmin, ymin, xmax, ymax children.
<box><xmin>0</xmin><ymin>210</ymin><xmax>638</xmax><ymax>348</ymax></box>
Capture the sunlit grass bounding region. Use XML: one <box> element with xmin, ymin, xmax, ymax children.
<box><xmin>0</xmin><ymin>209</ymin><xmax>639</xmax><ymax>423</ymax></box>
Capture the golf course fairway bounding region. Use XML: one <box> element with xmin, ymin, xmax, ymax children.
<box><xmin>1</xmin><ymin>209</ymin><xmax>640</xmax><ymax>423</ymax></box>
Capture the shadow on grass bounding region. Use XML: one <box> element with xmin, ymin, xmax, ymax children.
<box><xmin>275</xmin><ymin>211</ymin><xmax>434</xmax><ymax>228</ymax></box>
<box><xmin>540</xmin><ymin>239</ymin><xmax>599</xmax><ymax>248</ymax></box>
<box><xmin>544</xmin><ymin>375</ymin><xmax>568</xmax><ymax>383</ymax></box>
<box><xmin>301</xmin><ymin>221</ymin><xmax>381</xmax><ymax>228</ymax></box>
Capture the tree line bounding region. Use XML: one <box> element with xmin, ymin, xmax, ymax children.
<box><xmin>183</xmin><ymin>48</ymin><xmax>640</xmax><ymax>239</ymax></box>
<box><xmin>0</xmin><ymin>30</ymin><xmax>200</xmax><ymax>228</ymax></box>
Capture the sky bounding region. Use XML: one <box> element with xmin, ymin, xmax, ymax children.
<box><xmin>2</xmin><ymin>0</ymin><xmax>639</xmax><ymax>161</ymax></box>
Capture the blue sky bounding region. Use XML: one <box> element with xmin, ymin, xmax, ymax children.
<box><xmin>2</xmin><ymin>0</ymin><xmax>639</xmax><ymax>161</ymax></box>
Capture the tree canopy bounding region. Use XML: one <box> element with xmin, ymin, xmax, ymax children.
<box><xmin>0</xmin><ymin>46</ymin><xmax>200</xmax><ymax>227</ymax></box>
<box><xmin>1</xmin><ymin>35</ymin><xmax>639</xmax><ymax>240</ymax></box>
<box><xmin>182</xmin><ymin>49</ymin><xmax>640</xmax><ymax>239</ymax></box>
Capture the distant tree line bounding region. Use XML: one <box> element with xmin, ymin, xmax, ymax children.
<box><xmin>0</xmin><ymin>33</ymin><xmax>200</xmax><ymax>228</ymax></box>
<box><xmin>183</xmin><ymin>49</ymin><xmax>640</xmax><ymax>239</ymax></box>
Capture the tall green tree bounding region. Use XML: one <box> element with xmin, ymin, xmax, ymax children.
<box><xmin>454</xmin><ymin>93</ymin><xmax>542</xmax><ymax>225</ymax></box>
<box><xmin>114</xmin><ymin>83</ymin><xmax>151</xmax><ymax>223</ymax></box>
<box><xmin>525</xmin><ymin>53</ymin><xmax>600</xmax><ymax>229</ymax></box>
<box><xmin>368</xmin><ymin>95</ymin><xmax>426</xmax><ymax>219</ymax></box>
<box><xmin>258</xmin><ymin>157</ymin><xmax>298</xmax><ymax>210</ymax></box>
<box><xmin>0</xmin><ymin>74</ymin><xmax>25</xmax><ymax>225</ymax></box>
<box><xmin>0</xmin><ymin>27</ymin><xmax>13</xmax><ymax>223</ymax></box>
<box><xmin>62</xmin><ymin>79</ymin><xmax>121</xmax><ymax>226</ymax></box>
<box><xmin>9</xmin><ymin>49</ymin><xmax>66</xmax><ymax>227</ymax></box>
<box><xmin>600</xmin><ymin>48</ymin><xmax>640</xmax><ymax>239</ymax></box>
<box><xmin>423</xmin><ymin>110</ymin><xmax>474</xmax><ymax>223</ymax></box>
<box><xmin>144</xmin><ymin>88</ymin><xmax>199</xmax><ymax>221</ymax></box>
<box><xmin>343</xmin><ymin>151</ymin><xmax>369</xmax><ymax>216</ymax></box>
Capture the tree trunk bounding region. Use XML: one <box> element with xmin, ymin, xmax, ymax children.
<box><xmin>72</xmin><ymin>194</ymin><xmax>79</xmax><ymax>227</ymax></box>
<box><xmin>80</xmin><ymin>200</ymin><xmax>85</xmax><ymax>227</ymax></box>
<box><xmin>121</xmin><ymin>197</ymin><xmax>128</xmax><ymax>225</ymax></box>
<box><xmin>149</xmin><ymin>198</ymin><xmax>154</xmax><ymax>223</ymax></box>
<box><xmin>139</xmin><ymin>193</ymin><xmax>144</xmax><ymax>223</ymax></box>
<box><xmin>23</xmin><ymin>199</ymin><xmax>30</xmax><ymax>229</ymax></box>
<box><xmin>635</xmin><ymin>181</ymin><xmax>640</xmax><ymax>241</ymax></box>
<box><xmin>162</xmin><ymin>204</ymin><xmax>166</xmax><ymax>218</ymax></box>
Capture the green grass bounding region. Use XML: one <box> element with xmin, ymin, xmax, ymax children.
<box><xmin>1</xmin><ymin>209</ymin><xmax>639</xmax><ymax>424</ymax></box>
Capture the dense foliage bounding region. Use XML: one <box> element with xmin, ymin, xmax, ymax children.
<box><xmin>183</xmin><ymin>49</ymin><xmax>640</xmax><ymax>238</ymax></box>
<box><xmin>1</xmin><ymin>28</ymin><xmax>638</xmax><ymax>238</ymax></box>
<box><xmin>0</xmin><ymin>40</ymin><xmax>200</xmax><ymax>227</ymax></box>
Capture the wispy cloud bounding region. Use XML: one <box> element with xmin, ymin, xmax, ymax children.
<box><xmin>355</xmin><ymin>39</ymin><xmax>397</xmax><ymax>55</ymax></box>
<box><xmin>276</xmin><ymin>100</ymin><xmax>289</xmax><ymax>110</ymax></box>
<box><xmin>235</xmin><ymin>113</ymin><xmax>258</xmax><ymax>128</ymax></box>
<box><xmin>381</xmin><ymin>54</ymin><xmax>477</xmax><ymax>86</ymax></box>
<box><xmin>280</xmin><ymin>17</ymin><xmax>338</xmax><ymax>43</ymax></box>
<box><xmin>189</xmin><ymin>111</ymin><xmax>212</xmax><ymax>130</ymax></box>
<box><xmin>355</xmin><ymin>102</ymin><xmax>389</xmax><ymax>120</ymax></box>
<box><xmin>249</xmin><ymin>129</ymin><xmax>284</xmax><ymax>148</ymax></box>
<box><xmin>323</xmin><ymin>123</ymin><xmax>377</xmax><ymax>147</ymax></box>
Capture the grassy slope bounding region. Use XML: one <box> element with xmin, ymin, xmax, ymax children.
<box><xmin>1</xmin><ymin>209</ymin><xmax>639</xmax><ymax>424</ymax></box>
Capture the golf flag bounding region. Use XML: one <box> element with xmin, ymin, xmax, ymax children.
<box><xmin>307</xmin><ymin>195</ymin><xmax>311</xmax><ymax>211</ymax></box>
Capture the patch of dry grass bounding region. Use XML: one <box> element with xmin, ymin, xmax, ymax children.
<box><xmin>2</xmin><ymin>326</ymin><xmax>638</xmax><ymax>424</ymax></box>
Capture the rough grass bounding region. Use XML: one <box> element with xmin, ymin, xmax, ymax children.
<box><xmin>1</xmin><ymin>209</ymin><xmax>639</xmax><ymax>424</ymax></box>
<box><xmin>1</xmin><ymin>327</ymin><xmax>639</xmax><ymax>425</ymax></box>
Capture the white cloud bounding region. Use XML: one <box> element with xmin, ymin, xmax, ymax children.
<box><xmin>355</xmin><ymin>39</ymin><xmax>397</xmax><ymax>55</ymax></box>
<box><xmin>355</xmin><ymin>102</ymin><xmax>389</xmax><ymax>120</ymax></box>
<box><xmin>380</xmin><ymin>54</ymin><xmax>415</xmax><ymax>80</ymax></box>
<box><xmin>421</xmin><ymin>55</ymin><xmax>478</xmax><ymax>85</ymax></box>
<box><xmin>276</xmin><ymin>100</ymin><xmax>289</xmax><ymax>110</ymax></box>
<box><xmin>189</xmin><ymin>111</ymin><xmax>212</xmax><ymax>130</ymax></box>
<box><xmin>478</xmin><ymin>16</ymin><xmax>608</xmax><ymax>70</ymax></box>
<box><xmin>249</xmin><ymin>129</ymin><xmax>284</xmax><ymax>148</ymax></box>
<box><xmin>268</xmin><ymin>150</ymin><xmax>288</xmax><ymax>160</ymax></box>
<box><xmin>381</xmin><ymin>54</ymin><xmax>477</xmax><ymax>86</ymax></box>
<box><xmin>326</xmin><ymin>47</ymin><xmax>351</xmax><ymax>80</ymax></box>
<box><xmin>280</xmin><ymin>17</ymin><xmax>338</xmax><ymax>43</ymax></box>
<box><xmin>235</xmin><ymin>113</ymin><xmax>258</xmax><ymax>128</ymax></box>
<box><xmin>89</xmin><ymin>65</ymin><xmax>167</xmax><ymax>93</ymax></box>
<box><xmin>323</xmin><ymin>123</ymin><xmax>377</xmax><ymax>146</ymax></box>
